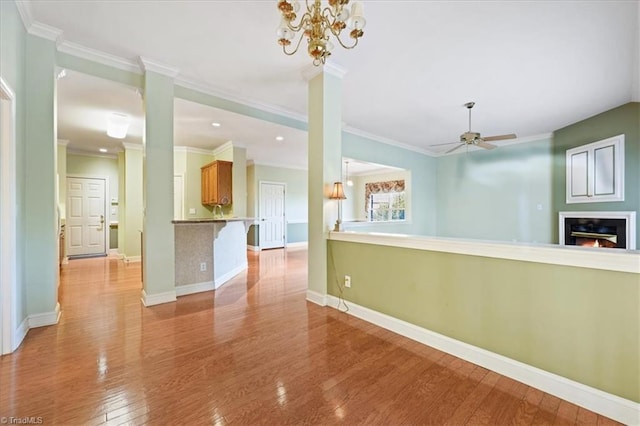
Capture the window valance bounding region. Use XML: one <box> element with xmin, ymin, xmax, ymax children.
<box><xmin>364</xmin><ymin>180</ymin><xmax>405</xmax><ymax>212</ymax></box>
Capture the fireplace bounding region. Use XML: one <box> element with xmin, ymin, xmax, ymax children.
<box><xmin>559</xmin><ymin>211</ymin><xmax>636</xmax><ymax>249</ymax></box>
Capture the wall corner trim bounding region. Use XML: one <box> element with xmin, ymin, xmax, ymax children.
<box><xmin>175</xmin><ymin>281</ymin><xmax>215</xmax><ymax>297</ymax></box>
<box><xmin>28</xmin><ymin>303</ymin><xmax>61</xmax><ymax>328</ymax></box>
<box><xmin>306</xmin><ymin>290</ymin><xmax>327</xmax><ymax>307</ymax></box>
<box><xmin>326</xmin><ymin>295</ymin><xmax>639</xmax><ymax>425</ymax></box>
<box><xmin>138</xmin><ymin>56</ymin><xmax>180</xmax><ymax>78</ymax></box>
<box><xmin>141</xmin><ymin>289</ymin><xmax>177</xmax><ymax>307</ymax></box>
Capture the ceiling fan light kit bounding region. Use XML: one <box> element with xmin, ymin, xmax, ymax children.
<box><xmin>433</xmin><ymin>101</ymin><xmax>517</xmax><ymax>154</ymax></box>
<box><xmin>276</xmin><ymin>0</ymin><xmax>366</xmax><ymax>66</ymax></box>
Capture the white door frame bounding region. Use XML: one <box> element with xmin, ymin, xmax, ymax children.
<box><xmin>174</xmin><ymin>174</ymin><xmax>184</xmax><ymax>220</ymax></box>
<box><xmin>66</xmin><ymin>174</ymin><xmax>110</xmax><ymax>256</ymax></box>
<box><xmin>259</xmin><ymin>181</ymin><xmax>287</xmax><ymax>250</ymax></box>
<box><xmin>1</xmin><ymin>77</ymin><xmax>17</xmax><ymax>354</ymax></box>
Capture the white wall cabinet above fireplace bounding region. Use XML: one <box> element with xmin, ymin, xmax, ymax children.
<box><xmin>566</xmin><ymin>134</ymin><xmax>624</xmax><ymax>204</ymax></box>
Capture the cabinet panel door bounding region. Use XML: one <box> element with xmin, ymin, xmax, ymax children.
<box><xmin>570</xmin><ymin>151</ymin><xmax>589</xmax><ymax>197</ymax></box>
<box><xmin>594</xmin><ymin>145</ymin><xmax>614</xmax><ymax>196</ymax></box>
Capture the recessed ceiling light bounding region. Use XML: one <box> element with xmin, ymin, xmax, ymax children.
<box><xmin>275</xmin><ymin>136</ymin><xmax>284</xmax><ymax>141</ymax></box>
<box><xmin>99</xmin><ymin>148</ymin><xmax>108</xmax><ymax>153</ymax></box>
<box><xmin>211</xmin><ymin>122</ymin><xmax>221</xmax><ymax>127</ymax></box>
<box><xmin>106</xmin><ymin>113</ymin><xmax>131</xmax><ymax>139</ymax></box>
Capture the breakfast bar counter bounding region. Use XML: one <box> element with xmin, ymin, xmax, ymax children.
<box><xmin>172</xmin><ymin>218</ymin><xmax>255</xmax><ymax>296</ymax></box>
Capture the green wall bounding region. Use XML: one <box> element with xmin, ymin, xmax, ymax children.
<box><xmin>328</xmin><ymin>240</ymin><xmax>639</xmax><ymax>402</ymax></box>
<box><xmin>553</xmin><ymin>102</ymin><xmax>640</xmax><ymax>243</ymax></box>
<box><xmin>437</xmin><ymin>137</ymin><xmax>554</xmax><ymax>243</ymax></box>
<box><xmin>342</xmin><ymin>131</ymin><xmax>438</xmax><ymax>236</ymax></box>
<box><xmin>184</xmin><ymin>150</ymin><xmax>216</xmax><ymax>218</ymax></box>
<box><xmin>1</xmin><ymin>0</ymin><xmax>28</xmax><ymax>327</ymax></box>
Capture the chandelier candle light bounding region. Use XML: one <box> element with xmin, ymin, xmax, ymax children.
<box><xmin>276</xmin><ymin>0</ymin><xmax>366</xmax><ymax>66</ymax></box>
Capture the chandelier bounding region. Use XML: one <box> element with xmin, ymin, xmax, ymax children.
<box><xmin>276</xmin><ymin>0</ymin><xmax>366</xmax><ymax>66</ymax></box>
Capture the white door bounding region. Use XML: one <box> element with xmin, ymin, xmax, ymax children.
<box><xmin>174</xmin><ymin>175</ymin><xmax>183</xmax><ymax>220</ymax></box>
<box><xmin>259</xmin><ymin>182</ymin><xmax>285</xmax><ymax>250</ymax></box>
<box><xmin>66</xmin><ymin>177</ymin><xmax>107</xmax><ymax>257</ymax></box>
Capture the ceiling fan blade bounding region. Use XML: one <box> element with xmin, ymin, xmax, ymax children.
<box><xmin>482</xmin><ymin>133</ymin><xmax>517</xmax><ymax>142</ymax></box>
<box><xmin>430</xmin><ymin>141</ymin><xmax>460</xmax><ymax>147</ymax></box>
<box><xmin>477</xmin><ymin>141</ymin><xmax>497</xmax><ymax>150</ymax></box>
<box><xmin>445</xmin><ymin>144</ymin><xmax>466</xmax><ymax>154</ymax></box>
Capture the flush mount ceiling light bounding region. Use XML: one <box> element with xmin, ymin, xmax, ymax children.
<box><xmin>345</xmin><ymin>160</ymin><xmax>353</xmax><ymax>186</ymax></box>
<box><xmin>99</xmin><ymin>148</ymin><xmax>107</xmax><ymax>153</ymax></box>
<box><xmin>275</xmin><ymin>136</ymin><xmax>284</xmax><ymax>141</ymax></box>
<box><xmin>276</xmin><ymin>0</ymin><xmax>366</xmax><ymax>66</ymax></box>
<box><xmin>106</xmin><ymin>113</ymin><xmax>131</xmax><ymax>139</ymax></box>
<box><xmin>211</xmin><ymin>122</ymin><xmax>221</xmax><ymax>127</ymax></box>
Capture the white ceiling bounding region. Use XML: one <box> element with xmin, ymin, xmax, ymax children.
<box><xmin>32</xmin><ymin>0</ymin><xmax>639</xmax><ymax>166</ymax></box>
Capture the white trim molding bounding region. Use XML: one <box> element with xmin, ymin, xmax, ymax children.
<box><xmin>138</xmin><ymin>56</ymin><xmax>180</xmax><ymax>78</ymax></box>
<box><xmin>329</xmin><ymin>232</ymin><xmax>640</xmax><ymax>274</ymax></box>
<box><xmin>214</xmin><ymin>263</ymin><xmax>247</xmax><ymax>289</ymax></box>
<box><xmin>15</xmin><ymin>0</ymin><xmax>34</xmax><ymax>32</ymax></box>
<box><xmin>28</xmin><ymin>303</ymin><xmax>61</xmax><ymax>328</ymax></box>
<box><xmin>28</xmin><ymin>22</ymin><xmax>63</xmax><ymax>42</ymax></box>
<box><xmin>124</xmin><ymin>255</ymin><xmax>141</xmax><ymax>263</ymax></box>
<box><xmin>0</xmin><ymin>77</ymin><xmax>17</xmax><ymax>355</ymax></box>
<box><xmin>286</xmin><ymin>242</ymin><xmax>308</xmax><ymax>249</ymax></box>
<box><xmin>306</xmin><ymin>290</ymin><xmax>327</xmax><ymax>307</ymax></box>
<box><xmin>302</xmin><ymin>60</ymin><xmax>347</xmax><ymax>81</ymax></box>
<box><xmin>174</xmin><ymin>146</ymin><xmax>215</xmax><ymax>156</ymax></box>
<box><xmin>141</xmin><ymin>289</ymin><xmax>177</xmax><ymax>307</ymax></box>
<box><xmin>58</xmin><ymin>40</ymin><xmax>141</xmax><ymax>74</ymax></box>
<box><xmin>326</xmin><ymin>296</ymin><xmax>640</xmax><ymax>426</ymax></box>
<box><xmin>212</xmin><ymin>141</ymin><xmax>234</xmax><ymax>157</ymax></box>
<box><xmin>122</xmin><ymin>142</ymin><xmax>143</xmax><ymax>151</ymax></box>
<box><xmin>14</xmin><ymin>318</ymin><xmax>29</xmax><ymax>352</ymax></box>
<box><xmin>175</xmin><ymin>281</ymin><xmax>215</xmax><ymax>297</ymax></box>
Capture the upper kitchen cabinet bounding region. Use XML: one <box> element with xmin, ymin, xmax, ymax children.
<box><xmin>201</xmin><ymin>160</ymin><xmax>233</xmax><ymax>206</ymax></box>
<box><xmin>566</xmin><ymin>134</ymin><xmax>624</xmax><ymax>204</ymax></box>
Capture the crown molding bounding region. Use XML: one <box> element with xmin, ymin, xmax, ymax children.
<box><xmin>343</xmin><ymin>126</ymin><xmax>436</xmax><ymax>157</ymax></box>
<box><xmin>252</xmin><ymin>160</ymin><xmax>308</xmax><ymax>171</ymax></box>
<box><xmin>212</xmin><ymin>141</ymin><xmax>234</xmax><ymax>157</ymax></box>
<box><xmin>174</xmin><ymin>75</ymin><xmax>308</xmax><ymax>125</ymax></box>
<box><xmin>58</xmin><ymin>40</ymin><xmax>141</xmax><ymax>74</ymax></box>
<box><xmin>28</xmin><ymin>21</ymin><xmax>63</xmax><ymax>43</ymax></box>
<box><xmin>174</xmin><ymin>146</ymin><xmax>215</xmax><ymax>156</ymax></box>
<box><xmin>302</xmin><ymin>60</ymin><xmax>348</xmax><ymax>81</ymax></box>
<box><xmin>15</xmin><ymin>0</ymin><xmax>33</xmax><ymax>33</ymax></box>
<box><xmin>138</xmin><ymin>56</ymin><xmax>180</xmax><ymax>78</ymax></box>
<box><xmin>66</xmin><ymin>148</ymin><xmax>119</xmax><ymax>159</ymax></box>
<box><xmin>122</xmin><ymin>142</ymin><xmax>143</xmax><ymax>151</ymax></box>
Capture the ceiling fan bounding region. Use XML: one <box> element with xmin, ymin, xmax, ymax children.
<box><xmin>432</xmin><ymin>102</ymin><xmax>517</xmax><ymax>154</ymax></box>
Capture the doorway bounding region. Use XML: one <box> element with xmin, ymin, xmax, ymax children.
<box><xmin>66</xmin><ymin>176</ymin><xmax>108</xmax><ymax>258</ymax></box>
<box><xmin>1</xmin><ymin>77</ymin><xmax>17</xmax><ymax>354</ymax></box>
<box><xmin>259</xmin><ymin>181</ymin><xmax>286</xmax><ymax>250</ymax></box>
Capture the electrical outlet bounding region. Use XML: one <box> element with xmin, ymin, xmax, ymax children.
<box><xmin>200</xmin><ymin>262</ymin><xmax>207</xmax><ymax>272</ymax></box>
<box><xmin>344</xmin><ymin>275</ymin><xmax>351</xmax><ymax>288</ymax></box>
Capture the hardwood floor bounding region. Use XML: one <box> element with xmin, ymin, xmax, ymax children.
<box><xmin>0</xmin><ymin>248</ymin><xmax>618</xmax><ymax>425</ymax></box>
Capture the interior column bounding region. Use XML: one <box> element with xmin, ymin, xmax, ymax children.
<box><xmin>139</xmin><ymin>58</ymin><xmax>178</xmax><ymax>306</ymax></box>
<box><xmin>305</xmin><ymin>63</ymin><xmax>346</xmax><ymax>304</ymax></box>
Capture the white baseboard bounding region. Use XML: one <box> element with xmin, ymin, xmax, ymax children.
<box><xmin>124</xmin><ymin>255</ymin><xmax>141</xmax><ymax>263</ymax></box>
<box><xmin>306</xmin><ymin>290</ymin><xmax>327</xmax><ymax>307</ymax></box>
<box><xmin>326</xmin><ymin>295</ymin><xmax>639</xmax><ymax>425</ymax></box>
<box><xmin>141</xmin><ymin>289</ymin><xmax>176</xmax><ymax>306</ymax></box>
<box><xmin>13</xmin><ymin>317</ymin><xmax>29</xmax><ymax>352</ymax></box>
<box><xmin>28</xmin><ymin>302</ymin><xmax>61</xmax><ymax>328</ymax></box>
<box><xmin>286</xmin><ymin>242</ymin><xmax>308</xmax><ymax>248</ymax></box>
<box><xmin>247</xmin><ymin>245</ymin><xmax>260</xmax><ymax>252</ymax></box>
<box><xmin>62</xmin><ymin>256</ymin><xmax>69</xmax><ymax>265</ymax></box>
<box><xmin>214</xmin><ymin>263</ymin><xmax>247</xmax><ymax>289</ymax></box>
<box><xmin>175</xmin><ymin>281</ymin><xmax>215</xmax><ymax>297</ymax></box>
<box><xmin>108</xmin><ymin>249</ymin><xmax>121</xmax><ymax>258</ymax></box>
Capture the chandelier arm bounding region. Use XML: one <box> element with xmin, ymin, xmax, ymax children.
<box><xmin>332</xmin><ymin>32</ymin><xmax>359</xmax><ymax>50</ymax></box>
<box><xmin>282</xmin><ymin>31</ymin><xmax>306</xmax><ymax>56</ymax></box>
<box><xmin>286</xmin><ymin>10</ymin><xmax>312</xmax><ymax>32</ymax></box>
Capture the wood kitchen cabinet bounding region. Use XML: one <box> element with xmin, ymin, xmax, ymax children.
<box><xmin>201</xmin><ymin>160</ymin><xmax>233</xmax><ymax>206</ymax></box>
<box><xmin>565</xmin><ymin>134</ymin><xmax>624</xmax><ymax>204</ymax></box>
